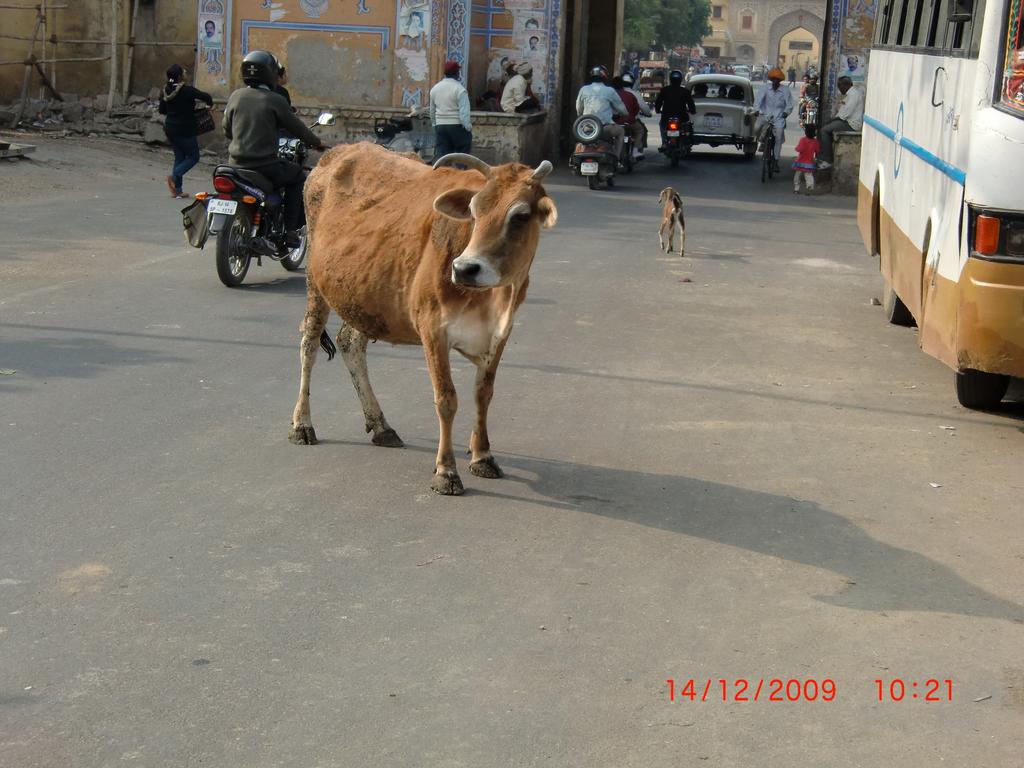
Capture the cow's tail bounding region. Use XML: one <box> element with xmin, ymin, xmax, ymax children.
<box><xmin>319</xmin><ymin>330</ymin><xmax>337</xmax><ymax>361</ymax></box>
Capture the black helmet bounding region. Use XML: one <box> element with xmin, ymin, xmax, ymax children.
<box><xmin>241</xmin><ymin>50</ymin><xmax>279</xmax><ymax>88</ymax></box>
<box><xmin>589</xmin><ymin>65</ymin><xmax>608</xmax><ymax>83</ymax></box>
<box><xmin>669</xmin><ymin>69</ymin><xmax>684</xmax><ymax>85</ymax></box>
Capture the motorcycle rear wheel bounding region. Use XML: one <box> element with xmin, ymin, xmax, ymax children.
<box><xmin>587</xmin><ymin>175</ymin><xmax>600</xmax><ymax>190</ymax></box>
<box><xmin>215</xmin><ymin>213</ymin><xmax>251</xmax><ymax>288</ymax></box>
<box><xmin>280</xmin><ymin>225</ymin><xmax>307</xmax><ymax>272</ymax></box>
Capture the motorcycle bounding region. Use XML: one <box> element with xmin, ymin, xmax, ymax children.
<box><xmin>659</xmin><ymin>116</ymin><xmax>693</xmax><ymax>167</ymax></box>
<box><xmin>569</xmin><ymin>114</ymin><xmax>620</xmax><ymax>190</ymax></box>
<box><xmin>799</xmin><ymin>94</ymin><xmax>819</xmax><ymax>127</ymax></box>
<box><xmin>374</xmin><ymin>105</ymin><xmax>434</xmax><ymax>161</ymax></box>
<box><xmin>182</xmin><ymin>112</ymin><xmax>335</xmax><ymax>288</ymax></box>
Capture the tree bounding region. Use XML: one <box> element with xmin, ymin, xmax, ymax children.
<box><xmin>624</xmin><ymin>0</ymin><xmax>712</xmax><ymax>53</ymax></box>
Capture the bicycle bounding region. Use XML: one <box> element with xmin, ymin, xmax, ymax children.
<box><xmin>760</xmin><ymin>120</ymin><xmax>777</xmax><ymax>182</ymax></box>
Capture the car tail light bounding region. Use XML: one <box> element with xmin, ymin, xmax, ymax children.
<box><xmin>975</xmin><ymin>215</ymin><xmax>999</xmax><ymax>255</ymax></box>
<box><xmin>213</xmin><ymin>176</ymin><xmax>236</xmax><ymax>193</ymax></box>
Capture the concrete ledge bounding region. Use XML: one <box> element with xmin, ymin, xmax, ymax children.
<box><xmin>831</xmin><ymin>130</ymin><xmax>862</xmax><ymax>196</ymax></box>
<box><xmin>293</xmin><ymin>104</ymin><xmax>547</xmax><ymax>166</ymax></box>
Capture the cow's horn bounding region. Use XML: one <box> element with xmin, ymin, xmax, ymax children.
<box><xmin>530</xmin><ymin>160</ymin><xmax>553</xmax><ymax>181</ymax></box>
<box><xmin>433</xmin><ymin>153</ymin><xmax>493</xmax><ymax>178</ymax></box>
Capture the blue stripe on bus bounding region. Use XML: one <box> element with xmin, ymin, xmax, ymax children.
<box><xmin>862</xmin><ymin>113</ymin><xmax>967</xmax><ymax>186</ymax></box>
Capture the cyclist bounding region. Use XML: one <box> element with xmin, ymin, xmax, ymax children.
<box><xmin>753</xmin><ymin>66</ymin><xmax>793</xmax><ymax>172</ymax></box>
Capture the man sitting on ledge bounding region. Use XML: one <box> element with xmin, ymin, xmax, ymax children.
<box><xmin>501</xmin><ymin>63</ymin><xmax>541</xmax><ymax>113</ymax></box>
<box><xmin>817</xmin><ymin>76</ymin><xmax>864</xmax><ymax>170</ymax></box>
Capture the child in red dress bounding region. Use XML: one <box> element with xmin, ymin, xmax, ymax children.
<box><xmin>793</xmin><ymin>124</ymin><xmax>819</xmax><ymax>194</ymax></box>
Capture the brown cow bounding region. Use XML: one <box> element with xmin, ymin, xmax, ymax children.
<box><xmin>289</xmin><ymin>142</ymin><xmax>557</xmax><ymax>496</ymax></box>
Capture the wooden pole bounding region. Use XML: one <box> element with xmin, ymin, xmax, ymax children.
<box><xmin>107</xmin><ymin>0</ymin><xmax>118</xmax><ymax>109</ymax></box>
<box><xmin>122</xmin><ymin>0</ymin><xmax>138</xmax><ymax>97</ymax></box>
<box><xmin>12</xmin><ymin>5</ymin><xmax>44</xmax><ymax>126</ymax></box>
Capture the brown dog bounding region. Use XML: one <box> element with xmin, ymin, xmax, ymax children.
<box><xmin>658</xmin><ymin>187</ymin><xmax>685</xmax><ymax>257</ymax></box>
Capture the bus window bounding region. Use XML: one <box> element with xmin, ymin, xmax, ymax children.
<box><xmin>1002</xmin><ymin>0</ymin><xmax>1024</xmax><ymax>114</ymax></box>
<box><xmin>909</xmin><ymin>0</ymin><xmax>928</xmax><ymax>44</ymax></box>
<box><xmin>895</xmin><ymin>0</ymin><xmax>912</xmax><ymax>44</ymax></box>
<box><xmin>925</xmin><ymin>0</ymin><xmax>952</xmax><ymax>47</ymax></box>
<box><xmin>948</xmin><ymin>0</ymin><xmax>975</xmax><ymax>49</ymax></box>
<box><xmin>877</xmin><ymin>0</ymin><xmax>897</xmax><ymax>44</ymax></box>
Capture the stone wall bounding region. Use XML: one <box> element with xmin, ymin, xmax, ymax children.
<box><xmin>0</xmin><ymin>0</ymin><xmax>195</xmax><ymax>105</ymax></box>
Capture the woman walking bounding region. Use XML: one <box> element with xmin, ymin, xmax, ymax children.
<box><xmin>158</xmin><ymin>64</ymin><xmax>213</xmax><ymax>198</ymax></box>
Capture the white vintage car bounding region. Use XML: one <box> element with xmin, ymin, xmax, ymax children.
<box><xmin>687</xmin><ymin>74</ymin><xmax>758</xmax><ymax>158</ymax></box>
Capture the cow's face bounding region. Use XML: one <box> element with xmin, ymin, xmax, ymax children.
<box><xmin>433</xmin><ymin>163</ymin><xmax>557</xmax><ymax>289</ymax></box>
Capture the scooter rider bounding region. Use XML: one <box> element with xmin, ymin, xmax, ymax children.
<box><xmin>575</xmin><ymin>65</ymin><xmax>628</xmax><ymax>162</ymax></box>
<box><xmin>654</xmin><ymin>69</ymin><xmax>696</xmax><ymax>143</ymax></box>
<box><xmin>223</xmin><ymin>50</ymin><xmax>326</xmax><ymax>245</ymax></box>
<box><xmin>620</xmin><ymin>72</ymin><xmax>652</xmax><ymax>118</ymax></box>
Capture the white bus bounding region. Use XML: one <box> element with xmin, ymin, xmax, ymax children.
<box><xmin>857</xmin><ymin>0</ymin><xmax>1024</xmax><ymax>408</ymax></box>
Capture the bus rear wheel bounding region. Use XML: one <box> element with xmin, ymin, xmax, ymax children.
<box><xmin>956</xmin><ymin>369</ymin><xmax>1010</xmax><ymax>410</ymax></box>
<box><xmin>883</xmin><ymin>282</ymin><xmax>915</xmax><ymax>326</ymax></box>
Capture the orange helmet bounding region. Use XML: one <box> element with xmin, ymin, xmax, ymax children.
<box><xmin>768</xmin><ymin>67</ymin><xmax>785</xmax><ymax>81</ymax></box>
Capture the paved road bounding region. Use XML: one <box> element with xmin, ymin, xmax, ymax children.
<box><xmin>1</xmin><ymin>135</ymin><xmax>1022</xmax><ymax>767</ymax></box>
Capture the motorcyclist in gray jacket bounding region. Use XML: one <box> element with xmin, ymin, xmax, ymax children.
<box><xmin>223</xmin><ymin>50</ymin><xmax>325</xmax><ymax>240</ymax></box>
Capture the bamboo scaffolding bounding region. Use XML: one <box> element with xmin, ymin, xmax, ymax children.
<box><xmin>0</xmin><ymin>56</ymin><xmax>112</xmax><ymax>65</ymax></box>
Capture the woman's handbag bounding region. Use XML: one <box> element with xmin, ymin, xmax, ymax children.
<box><xmin>193</xmin><ymin>107</ymin><xmax>216</xmax><ymax>135</ymax></box>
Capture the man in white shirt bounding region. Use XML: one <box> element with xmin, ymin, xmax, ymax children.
<box><xmin>501</xmin><ymin>62</ymin><xmax>540</xmax><ymax>113</ymax></box>
<box><xmin>817</xmin><ymin>76</ymin><xmax>864</xmax><ymax>168</ymax></box>
<box><xmin>753</xmin><ymin>67</ymin><xmax>794</xmax><ymax>169</ymax></box>
<box><xmin>429</xmin><ymin>60</ymin><xmax>472</xmax><ymax>155</ymax></box>
<box><xmin>575</xmin><ymin>65</ymin><xmax>628</xmax><ymax>159</ymax></box>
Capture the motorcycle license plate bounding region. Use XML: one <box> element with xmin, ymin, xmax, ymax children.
<box><xmin>704</xmin><ymin>115</ymin><xmax>723</xmax><ymax>128</ymax></box>
<box><xmin>667</xmin><ymin>130</ymin><xmax>681</xmax><ymax>137</ymax></box>
<box><xmin>207</xmin><ymin>198</ymin><xmax>238</xmax><ymax>215</ymax></box>
<box><xmin>580</xmin><ymin>161</ymin><xmax>599</xmax><ymax>175</ymax></box>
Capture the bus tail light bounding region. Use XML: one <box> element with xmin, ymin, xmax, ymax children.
<box><xmin>975</xmin><ymin>215</ymin><xmax>1000</xmax><ymax>255</ymax></box>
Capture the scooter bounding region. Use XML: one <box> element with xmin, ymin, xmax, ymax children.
<box><xmin>799</xmin><ymin>95</ymin><xmax>819</xmax><ymax>127</ymax></box>
<box><xmin>374</xmin><ymin>105</ymin><xmax>434</xmax><ymax>161</ymax></box>
<box><xmin>569</xmin><ymin>114</ymin><xmax>620</xmax><ymax>190</ymax></box>
<box><xmin>659</xmin><ymin>116</ymin><xmax>693</xmax><ymax>168</ymax></box>
<box><xmin>180</xmin><ymin>112</ymin><xmax>335</xmax><ymax>288</ymax></box>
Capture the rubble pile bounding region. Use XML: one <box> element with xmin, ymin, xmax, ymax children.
<box><xmin>0</xmin><ymin>87</ymin><xmax>173</xmax><ymax>145</ymax></box>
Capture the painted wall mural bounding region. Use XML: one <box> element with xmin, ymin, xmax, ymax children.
<box><xmin>195</xmin><ymin>0</ymin><xmax>231</xmax><ymax>96</ymax></box>
<box><xmin>207</xmin><ymin>0</ymin><xmax>563</xmax><ymax>112</ymax></box>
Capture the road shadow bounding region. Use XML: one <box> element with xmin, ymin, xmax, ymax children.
<box><xmin>389</xmin><ymin>442</ymin><xmax>1023</xmax><ymax>622</ymax></box>
<box><xmin>235</xmin><ymin>274</ymin><xmax>308</xmax><ymax>295</ymax></box>
<box><xmin>0</xmin><ymin>336</ymin><xmax>186</xmax><ymax>385</ymax></box>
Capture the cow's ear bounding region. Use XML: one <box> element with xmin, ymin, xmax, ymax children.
<box><xmin>433</xmin><ymin>188</ymin><xmax>475</xmax><ymax>220</ymax></box>
<box><xmin>537</xmin><ymin>196</ymin><xmax>558</xmax><ymax>229</ymax></box>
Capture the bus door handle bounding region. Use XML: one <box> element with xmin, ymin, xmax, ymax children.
<box><xmin>931</xmin><ymin>67</ymin><xmax>946</xmax><ymax>107</ymax></box>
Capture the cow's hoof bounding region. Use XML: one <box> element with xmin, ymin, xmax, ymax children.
<box><xmin>470</xmin><ymin>456</ymin><xmax>503</xmax><ymax>479</ymax></box>
<box><xmin>289</xmin><ymin>425</ymin><xmax>318</xmax><ymax>445</ymax></box>
<box><xmin>431</xmin><ymin>471</ymin><xmax>465</xmax><ymax>496</ymax></box>
<box><xmin>372</xmin><ymin>428</ymin><xmax>404</xmax><ymax>448</ymax></box>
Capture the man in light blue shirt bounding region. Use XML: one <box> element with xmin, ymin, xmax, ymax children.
<box><xmin>575</xmin><ymin>66</ymin><xmax>628</xmax><ymax>159</ymax></box>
